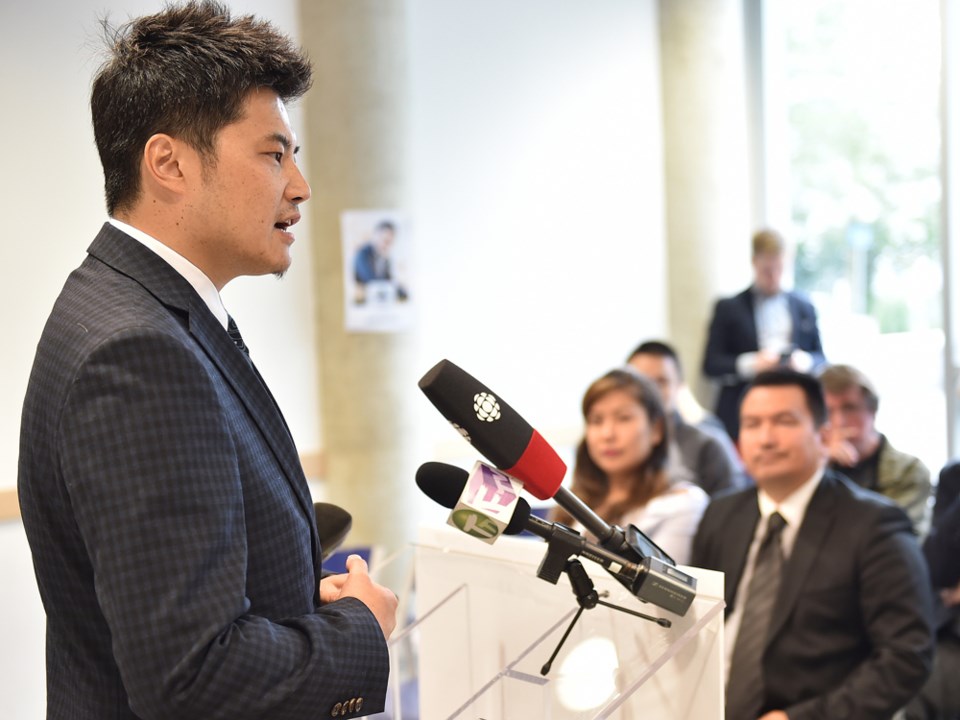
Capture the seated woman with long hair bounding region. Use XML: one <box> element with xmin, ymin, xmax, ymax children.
<box><xmin>551</xmin><ymin>368</ymin><xmax>709</xmax><ymax>565</ymax></box>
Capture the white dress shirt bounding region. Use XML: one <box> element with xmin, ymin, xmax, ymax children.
<box><xmin>736</xmin><ymin>288</ymin><xmax>814</xmax><ymax>377</ymax></box>
<box><xmin>754</xmin><ymin>290</ymin><xmax>792</xmax><ymax>356</ymax></box>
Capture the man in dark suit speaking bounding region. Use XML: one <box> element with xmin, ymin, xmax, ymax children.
<box><xmin>703</xmin><ymin>229</ymin><xmax>826</xmax><ymax>441</ymax></box>
<box><xmin>692</xmin><ymin>369</ymin><xmax>933</xmax><ymax>720</ymax></box>
<box><xmin>17</xmin><ymin>2</ymin><xmax>396</xmax><ymax>718</ymax></box>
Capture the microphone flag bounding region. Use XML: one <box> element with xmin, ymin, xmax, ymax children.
<box><xmin>447</xmin><ymin>461</ymin><xmax>521</xmax><ymax>544</ymax></box>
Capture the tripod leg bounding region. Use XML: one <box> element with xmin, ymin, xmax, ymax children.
<box><xmin>541</xmin><ymin>606</ymin><xmax>585</xmax><ymax>676</ymax></box>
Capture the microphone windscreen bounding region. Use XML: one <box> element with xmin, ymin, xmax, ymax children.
<box><xmin>314</xmin><ymin>502</ymin><xmax>353</xmax><ymax>561</ymax></box>
<box><xmin>418</xmin><ymin>359</ymin><xmax>565</xmax><ymax>500</ymax></box>
<box><xmin>503</xmin><ymin>497</ymin><xmax>532</xmax><ymax>535</ymax></box>
<box><xmin>415</xmin><ymin>461</ymin><xmax>468</xmax><ymax>508</ymax></box>
<box><xmin>419</xmin><ymin>360</ymin><xmax>532</xmax><ymax>466</ymax></box>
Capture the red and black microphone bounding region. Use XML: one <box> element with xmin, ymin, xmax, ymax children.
<box><xmin>418</xmin><ymin>359</ymin><xmax>634</xmax><ymax>557</ymax></box>
<box><xmin>418</xmin><ymin>359</ymin><xmax>565</xmax><ymax>500</ymax></box>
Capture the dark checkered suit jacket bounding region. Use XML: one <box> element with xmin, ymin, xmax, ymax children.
<box><xmin>18</xmin><ymin>224</ymin><xmax>388</xmax><ymax>719</ymax></box>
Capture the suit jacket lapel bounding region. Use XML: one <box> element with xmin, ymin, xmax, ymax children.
<box><xmin>725</xmin><ymin>493</ymin><xmax>761</xmax><ymax>613</ymax></box>
<box><xmin>739</xmin><ymin>289</ymin><xmax>760</xmax><ymax>352</ymax></box>
<box><xmin>87</xmin><ymin>224</ymin><xmax>318</xmax><ymax>541</ymax></box>
<box><xmin>767</xmin><ymin>473</ymin><xmax>839</xmax><ymax>641</ymax></box>
<box><xmin>187</xmin><ymin>309</ymin><xmax>316</xmax><ymax>518</ymax></box>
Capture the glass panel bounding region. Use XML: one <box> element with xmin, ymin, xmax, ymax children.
<box><xmin>370</xmin><ymin>530</ymin><xmax>726</xmax><ymax>720</ymax></box>
<box><xmin>775</xmin><ymin>0</ymin><xmax>946</xmax><ymax>471</ymax></box>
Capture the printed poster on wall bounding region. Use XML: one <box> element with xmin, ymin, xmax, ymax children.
<box><xmin>341</xmin><ymin>210</ymin><xmax>414</xmax><ymax>333</ymax></box>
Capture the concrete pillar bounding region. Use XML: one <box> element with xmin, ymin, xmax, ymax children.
<box><xmin>299</xmin><ymin>2</ymin><xmax>422</xmax><ymax>572</ymax></box>
<box><xmin>659</xmin><ymin>0</ymin><xmax>754</xmax><ymax>392</ymax></box>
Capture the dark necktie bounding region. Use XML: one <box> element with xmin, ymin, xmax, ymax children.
<box><xmin>726</xmin><ymin>511</ymin><xmax>787</xmax><ymax>720</ymax></box>
<box><xmin>226</xmin><ymin>316</ymin><xmax>251</xmax><ymax>359</ymax></box>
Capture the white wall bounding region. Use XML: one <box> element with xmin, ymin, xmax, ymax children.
<box><xmin>1</xmin><ymin>0</ymin><xmax>665</xmax><ymax>488</ymax></box>
<box><xmin>0</xmin><ymin>0</ymin><xmax>320</xmax><ymax>494</ymax></box>
<box><xmin>0</xmin><ymin>521</ymin><xmax>46</xmax><ymax>718</ymax></box>
<box><xmin>407</xmin><ymin>0</ymin><xmax>666</xmax><ymax>452</ymax></box>
<box><xmin>1</xmin><ymin>0</ymin><xmax>665</xmax><ymax>715</ymax></box>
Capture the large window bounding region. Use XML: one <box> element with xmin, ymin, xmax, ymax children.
<box><xmin>770</xmin><ymin>0</ymin><xmax>946</xmax><ymax>471</ymax></box>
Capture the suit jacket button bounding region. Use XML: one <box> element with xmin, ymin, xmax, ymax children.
<box><xmin>356</xmin><ymin>697</ymin><xmax>364</xmax><ymax>712</ymax></box>
<box><xmin>331</xmin><ymin>702</ymin><xmax>341</xmax><ymax>717</ymax></box>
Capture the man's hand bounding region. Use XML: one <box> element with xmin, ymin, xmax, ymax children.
<box><xmin>941</xmin><ymin>580</ymin><xmax>960</xmax><ymax>608</ymax></box>
<box><xmin>319</xmin><ymin>572</ymin><xmax>348</xmax><ymax>603</ymax></box>
<box><xmin>824</xmin><ymin>425</ymin><xmax>860</xmax><ymax>466</ymax></box>
<box><xmin>320</xmin><ymin>554</ymin><xmax>398</xmax><ymax>639</ymax></box>
<box><xmin>789</xmin><ymin>349</ymin><xmax>814</xmax><ymax>373</ymax></box>
<box><xmin>759</xmin><ymin>712</ymin><xmax>789</xmax><ymax>720</ymax></box>
<box><xmin>756</xmin><ymin>350</ymin><xmax>784</xmax><ymax>372</ymax></box>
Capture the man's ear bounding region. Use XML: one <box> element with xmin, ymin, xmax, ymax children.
<box><xmin>141</xmin><ymin>133</ymin><xmax>195</xmax><ymax>198</ymax></box>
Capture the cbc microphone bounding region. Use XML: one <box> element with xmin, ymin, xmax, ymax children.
<box><xmin>416</xmin><ymin>461</ymin><xmax>696</xmax><ymax>616</ymax></box>
<box><xmin>418</xmin><ymin>359</ymin><xmax>636</xmax><ymax>557</ymax></box>
<box><xmin>418</xmin><ymin>359</ymin><xmax>565</xmax><ymax>500</ymax></box>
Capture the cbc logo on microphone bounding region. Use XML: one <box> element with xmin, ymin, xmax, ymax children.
<box><xmin>473</xmin><ymin>392</ymin><xmax>501</xmax><ymax>422</ymax></box>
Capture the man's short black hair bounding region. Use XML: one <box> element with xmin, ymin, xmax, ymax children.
<box><xmin>627</xmin><ymin>340</ymin><xmax>683</xmax><ymax>379</ymax></box>
<box><xmin>91</xmin><ymin>0</ymin><xmax>313</xmax><ymax>215</ymax></box>
<box><xmin>742</xmin><ymin>368</ymin><xmax>827</xmax><ymax>428</ymax></box>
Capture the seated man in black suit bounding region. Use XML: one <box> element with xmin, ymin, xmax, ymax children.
<box><xmin>692</xmin><ymin>368</ymin><xmax>933</xmax><ymax>720</ymax></box>
<box><xmin>627</xmin><ymin>340</ymin><xmax>747</xmax><ymax>496</ymax></box>
<box><xmin>906</xmin><ymin>461</ymin><xmax>960</xmax><ymax>720</ymax></box>
<box><xmin>702</xmin><ymin>228</ymin><xmax>826</xmax><ymax>441</ymax></box>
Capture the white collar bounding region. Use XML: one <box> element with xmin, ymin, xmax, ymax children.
<box><xmin>108</xmin><ymin>218</ymin><xmax>229</xmax><ymax>330</ymax></box>
<box><xmin>757</xmin><ymin>465</ymin><xmax>825</xmax><ymax>529</ymax></box>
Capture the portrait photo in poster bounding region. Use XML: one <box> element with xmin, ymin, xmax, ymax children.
<box><xmin>341</xmin><ymin>210</ymin><xmax>414</xmax><ymax>332</ymax></box>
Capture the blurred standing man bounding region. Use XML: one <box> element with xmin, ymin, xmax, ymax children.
<box><xmin>692</xmin><ymin>369</ymin><xmax>933</xmax><ymax>720</ymax></box>
<box><xmin>703</xmin><ymin>228</ymin><xmax>826</xmax><ymax>441</ymax></box>
<box><xmin>627</xmin><ymin>340</ymin><xmax>747</xmax><ymax>496</ymax></box>
<box><xmin>17</xmin><ymin>3</ymin><xmax>396</xmax><ymax>719</ymax></box>
<box><xmin>820</xmin><ymin>363</ymin><xmax>931</xmax><ymax>536</ymax></box>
